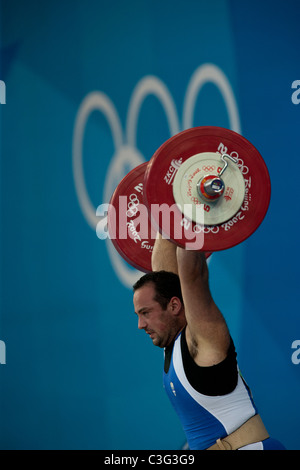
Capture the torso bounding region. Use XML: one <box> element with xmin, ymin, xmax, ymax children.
<box><xmin>163</xmin><ymin>328</ymin><xmax>257</xmax><ymax>450</ymax></box>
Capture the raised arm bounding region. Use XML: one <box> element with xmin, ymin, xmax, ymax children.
<box><xmin>176</xmin><ymin>247</ymin><xmax>230</xmax><ymax>366</ymax></box>
<box><xmin>151</xmin><ymin>233</ymin><xmax>179</xmax><ymax>274</ymax></box>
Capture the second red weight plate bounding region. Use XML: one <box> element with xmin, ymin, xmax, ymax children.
<box><xmin>108</xmin><ymin>162</ymin><xmax>155</xmax><ymax>273</ymax></box>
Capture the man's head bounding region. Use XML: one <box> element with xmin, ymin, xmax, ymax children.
<box><xmin>133</xmin><ymin>271</ymin><xmax>186</xmax><ymax>348</ymax></box>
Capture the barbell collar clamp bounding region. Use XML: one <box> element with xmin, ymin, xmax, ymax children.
<box><xmin>197</xmin><ymin>175</ymin><xmax>225</xmax><ymax>201</ymax></box>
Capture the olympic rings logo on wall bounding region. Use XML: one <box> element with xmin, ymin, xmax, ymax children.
<box><xmin>72</xmin><ymin>63</ymin><xmax>241</xmax><ymax>288</ymax></box>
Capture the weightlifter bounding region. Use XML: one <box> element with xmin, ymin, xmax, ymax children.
<box><xmin>133</xmin><ymin>234</ymin><xmax>285</xmax><ymax>450</ymax></box>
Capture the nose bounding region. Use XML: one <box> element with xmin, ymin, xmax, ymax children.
<box><xmin>138</xmin><ymin>315</ymin><xmax>147</xmax><ymax>330</ymax></box>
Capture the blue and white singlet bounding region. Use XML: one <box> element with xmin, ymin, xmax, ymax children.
<box><xmin>163</xmin><ymin>328</ymin><xmax>285</xmax><ymax>450</ymax></box>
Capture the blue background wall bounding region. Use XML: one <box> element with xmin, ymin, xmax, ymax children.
<box><xmin>0</xmin><ymin>0</ymin><xmax>299</xmax><ymax>450</ymax></box>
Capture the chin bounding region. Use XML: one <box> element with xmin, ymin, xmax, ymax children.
<box><xmin>152</xmin><ymin>337</ymin><xmax>166</xmax><ymax>348</ymax></box>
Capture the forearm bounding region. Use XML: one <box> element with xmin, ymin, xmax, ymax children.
<box><xmin>151</xmin><ymin>233</ymin><xmax>178</xmax><ymax>274</ymax></box>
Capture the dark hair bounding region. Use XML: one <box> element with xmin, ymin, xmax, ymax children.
<box><xmin>133</xmin><ymin>271</ymin><xmax>184</xmax><ymax>310</ymax></box>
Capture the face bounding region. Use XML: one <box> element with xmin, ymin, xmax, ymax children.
<box><xmin>133</xmin><ymin>283</ymin><xmax>183</xmax><ymax>348</ymax></box>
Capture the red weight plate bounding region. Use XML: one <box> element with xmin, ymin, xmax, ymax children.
<box><xmin>108</xmin><ymin>161</ymin><xmax>212</xmax><ymax>272</ymax></box>
<box><xmin>144</xmin><ymin>127</ymin><xmax>271</xmax><ymax>252</ymax></box>
<box><xmin>108</xmin><ymin>162</ymin><xmax>155</xmax><ymax>273</ymax></box>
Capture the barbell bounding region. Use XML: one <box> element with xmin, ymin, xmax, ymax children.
<box><xmin>107</xmin><ymin>126</ymin><xmax>271</xmax><ymax>273</ymax></box>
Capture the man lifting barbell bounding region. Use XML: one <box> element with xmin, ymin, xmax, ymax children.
<box><xmin>108</xmin><ymin>127</ymin><xmax>286</xmax><ymax>450</ymax></box>
<box><xmin>133</xmin><ymin>234</ymin><xmax>285</xmax><ymax>450</ymax></box>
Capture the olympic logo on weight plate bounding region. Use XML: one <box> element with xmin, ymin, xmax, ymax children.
<box><xmin>202</xmin><ymin>166</ymin><xmax>216</xmax><ymax>172</ymax></box>
<box><xmin>72</xmin><ymin>63</ymin><xmax>241</xmax><ymax>288</ymax></box>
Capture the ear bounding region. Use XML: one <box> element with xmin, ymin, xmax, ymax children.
<box><xmin>169</xmin><ymin>296</ymin><xmax>183</xmax><ymax>315</ymax></box>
